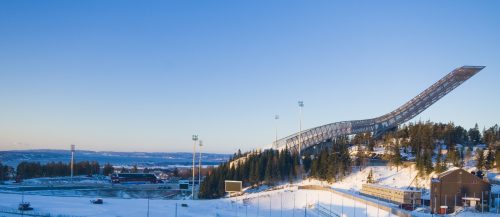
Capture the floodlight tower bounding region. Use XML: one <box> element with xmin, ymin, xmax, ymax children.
<box><xmin>70</xmin><ymin>144</ymin><xmax>75</xmax><ymax>179</ymax></box>
<box><xmin>298</xmin><ymin>101</ymin><xmax>304</xmax><ymax>159</ymax></box>
<box><xmin>191</xmin><ymin>135</ymin><xmax>198</xmax><ymax>199</ymax></box>
<box><xmin>198</xmin><ymin>140</ymin><xmax>203</xmax><ymax>192</ymax></box>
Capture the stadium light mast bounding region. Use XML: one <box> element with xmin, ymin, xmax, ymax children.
<box><xmin>298</xmin><ymin>101</ymin><xmax>304</xmax><ymax>158</ymax></box>
<box><xmin>191</xmin><ymin>135</ymin><xmax>198</xmax><ymax>199</ymax></box>
<box><xmin>198</xmin><ymin>140</ymin><xmax>203</xmax><ymax>194</ymax></box>
<box><xmin>70</xmin><ymin>144</ymin><xmax>75</xmax><ymax>179</ymax></box>
<box><xmin>274</xmin><ymin>115</ymin><xmax>279</xmax><ymax>149</ymax></box>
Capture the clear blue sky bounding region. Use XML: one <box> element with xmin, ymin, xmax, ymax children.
<box><xmin>1</xmin><ymin>1</ymin><xmax>499</xmax><ymax>153</ymax></box>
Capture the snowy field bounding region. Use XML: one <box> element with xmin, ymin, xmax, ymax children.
<box><xmin>1</xmin><ymin>161</ymin><xmax>498</xmax><ymax>216</ymax></box>
<box><xmin>0</xmin><ymin>187</ymin><xmax>392</xmax><ymax>217</ymax></box>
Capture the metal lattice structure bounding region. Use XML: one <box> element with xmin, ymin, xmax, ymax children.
<box><xmin>273</xmin><ymin>66</ymin><xmax>485</xmax><ymax>152</ymax></box>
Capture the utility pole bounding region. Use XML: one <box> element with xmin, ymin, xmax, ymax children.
<box><xmin>317</xmin><ymin>193</ymin><xmax>319</xmax><ymax>217</ymax></box>
<box><xmin>198</xmin><ymin>140</ymin><xmax>203</xmax><ymax>194</ymax></box>
<box><xmin>192</xmin><ymin>135</ymin><xmax>198</xmax><ymax>199</ymax></box>
<box><xmin>147</xmin><ymin>194</ymin><xmax>150</xmax><ymax>217</ymax></box>
<box><xmin>330</xmin><ymin>191</ymin><xmax>332</xmax><ymax>216</ymax></box>
<box><xmin>354</xmin><ymin>196</ymin><xmax>356</xmax><ymax>217</ymax></box>
<box><xmin>280</xmin><ymin>192</ymin><xmax>283</xmax><ymax>217</ymax></box>
<box><xmin>269</xmin><ymin>196</ymin><xmax>271</xmax><ymax>217</ymax></box>
<box><xmin>257</xmin><ymin>193</ymin><xmax>260</xmax><ymax>217</ymax></box>
<box><xmin>482</xmin><ymin>191</ymin><xmax>484</xmax><ymax>213</ymax></box>
<box><xmin>175</xmin><ymin>203</ymin><xmax>179</xmax><ymax>217</ymax></box>
<box><xmin>341</xmin><ymin>196</ymin><xmax>344</xmax><ymax>217</ymax></box>
<box><xmin>304</xmin><ymin>193</ymin><xmax>307</xmax><ymax>217</ymax></box>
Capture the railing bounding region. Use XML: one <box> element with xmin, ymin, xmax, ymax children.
<box><xmin>315</xmin><ymin>203</ymin><xmax>341</xmax><ymax>217</ymax></box>
<box><xmin>0</xmin><ymin>207</ymin><xmax>83</xmax><ymax>217</ymax></box>
<box><xmin>299</xmin><ymin>185</ymin><xmax>412</xmax><ymax>217</ymax></box>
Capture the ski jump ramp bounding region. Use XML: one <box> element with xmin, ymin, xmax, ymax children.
<box><xmin>273</xmin><ymin>66</ymin><xmax>485</xmax><ymax>152</ymax></box>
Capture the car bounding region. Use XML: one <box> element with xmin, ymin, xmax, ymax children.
<box><xmin>18</xmin><ymin>202</ymin><xmax>33</xmax><ymax>211</ymax></box>
<box><xmin>90</xmin><ymin>198</ymin><xmax>103</xmax><ymax>204</ymax></box>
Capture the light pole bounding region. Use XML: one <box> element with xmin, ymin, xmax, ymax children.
<box><xmin>298</xmin><ymin>101</ymin><xmax>304</xmax><ymax>176</ymax></box>
<box><xmin>192</xmin><ymin>135</ymin><xmax>198</xmax><ymax>199</ymax></box>
<box><xmin>70</xmin><ymin>144</ymin><xmax>75</xmax><ymax>180</ymax></box>
<box><xmin>298</xmin><ymin>101</ymin><xmax>304</xmax><ymax>154</ymax></box>
<box><xmin>275</xmin><ymin>115</ymin><xmax>279</xmax><ymax>149</ymax></box>
<box><xmin>198</xmin><ymin>140</ymin><xmax>203</xmax><ymax>194</ymax></box>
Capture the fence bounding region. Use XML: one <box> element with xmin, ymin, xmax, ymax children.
<box><xmin>299</xmin><ymin>185</ymin><xmax>412</xmax><ymax>217</ymax></box>
<box><xmin>315</xmin><ymin>203</ymin><xmax>341</xmax><ymax>217</ymax></box>
<box><xmin>0</xmin><ymin>207</ymin><xmax>83</xmax><ymax>217</ymax></box>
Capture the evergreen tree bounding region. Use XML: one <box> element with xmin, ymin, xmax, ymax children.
<box><xmin>476</xmin><ymin>148</ymin><xmax>485</xmax><ymax>170</ymax></box>
<box><xmin>120</xmin><ymin>167</ymin><xmax>128</xmax><ymax>173</ymax></box>
<box><xmin>264</xmin><ymin>152</ymin><xmax>273</xmax><ymax>184</ymax></box>
<box><xmin>366</xmin><ymin>169</ymin><xmax>374</xmax><ymax>183</ymax></box>
<box><xmin>355</xmin><ymin>144</ymin><xmax>365</xmax><ymax>169</ymax></box>
<box><xmin>303</xmin><ymin>155</ymin><xmax>312</xmax><ymax>173</ymax></box>
<box><xmin>310</xmin><ymin>156</ymin><xmax>318</xmax><ymax>178</ymax></box>
<box><xmin>468</xmin><ymin>123</ymin><xmax>482</xmax><ymax>145</ymax></box>
<box><xmin>495</xmin><ymin>148</ymin><xmax>500</xmax><ymax>171</ymax></box>
<box><xmin>446</xmin><ymin>148</ymin><xmax>460</xmax><ymax>167</ymax></box>
<box><xmin>173</xmin><ymin>168</ymin><xmax>179</xmax><ymax>177</ymax></box>
<box><xmin>391</xmin><ymin>143</ymin><xmax>403</xmax><ymax>172</ymax></box>
<box><xmin>435</xmin><ymin>150</ymin><xmax>447</xmax><ymax>173</ymax></box>
<box><xmin>131</xmin><ymin>164</ymin><xmax>138</xmax><ymax>173</ymax></box>
<box><xmin>0</xmin><ymin>162</ymin><xmax>13</xmax><ymax>182</ymax></box>
<box><xmin>102</xmin><ymin>163</ymin><xmax>114</xmax><ymax>176</ymax></box>
<box><xmin>485</xmin><ymin>147</ymin><xmax>495</xmax><ymax>170</ymax></box>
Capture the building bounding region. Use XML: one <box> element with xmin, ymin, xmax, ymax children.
<box><xmin>111</xmin><ymin>173</ymin><xmax>159</xmax><ymax>184</ymax></box>
<box><xmin>430</xmin><ymin>168</ymin><xmax>491</xmax><ymax>214</ymax></box>
<box><xmin>361</xmin><ymin>183</ymin><xmax>421</xmax><ymax>209</ymax></box>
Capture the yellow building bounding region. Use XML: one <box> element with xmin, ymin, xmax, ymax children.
<box><xmin>361</xmin><ymin>183</ymin><xmax>421</xmax><ymax>207</ymax></box>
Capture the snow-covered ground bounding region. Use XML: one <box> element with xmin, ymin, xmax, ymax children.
<box><xmin>0</xmin><ymin>186</ymin><xmax>392</xmax><ymax>217</ymax></box>
<box><xmin>300</xmin><ymin>164</ymin><xmax>428</xmax><ymax>192</ymax></box>
<box><xmin>1</xmin><ymin>168</ymin><xmax>498</xmax><ymax>216</ymax></box>
<box><xmin>2</xmin><ymin>149</ymin><xmax>499</xmax><ymax>217</ymax></box>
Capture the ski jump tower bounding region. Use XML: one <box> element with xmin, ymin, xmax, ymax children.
<box><xmin>272</xmin><ymin>66</ymin><xmax>485</xmax><ymax>152</ymax></box>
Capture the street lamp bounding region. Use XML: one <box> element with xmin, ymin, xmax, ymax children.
<box><xmin>198</xmin><ymin>140</ymin><xmax>203</xmax><ymax>194</ymax></box>
<box><xmin>274</xmin><ymin>115</ymin><xmax>279</xmax><ymax>149</ymax></box>
<box><xmin>191</xmin><ymin>135</ymin><xmax>198</xmax><ymax>199</ymax></box>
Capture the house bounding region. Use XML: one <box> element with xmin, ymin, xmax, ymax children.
<box><xmin>430</xmin><ymin>168</ymin><xmax>491</xmax><ymax>214</ymax></box>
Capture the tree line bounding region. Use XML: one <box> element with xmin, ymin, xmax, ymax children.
<box><xmin>307</xmin><ymin>136</ymin><xmax>352</xmax><ymax>182</ymax></box>
<box><xmin>378</xmin><ymin>122</ymin><xmax>499</xmax><ymax>176</ymax></box>
<box><xmin>199</xmin><ymin>146</ymin><xmax>300</xmax><ymax>199</ymax></box>
<box><xmin>15</xmin><ymin>161</ymin><xmax>115</xmax><ymax>180</ymax></box>
<box><xmin>0</xmin><ymin>162</ymin><xmax>14</xmax><ymax>182</ymax></box>
<box><xmin>199</xmin><ymin>136</ymin><xmax>354</xmax><ymax>199</ymax></box>
<box><xmin>200</xmin><ymin>122</ymin><xmax>499</xmax><ymax>199</ymax></box>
